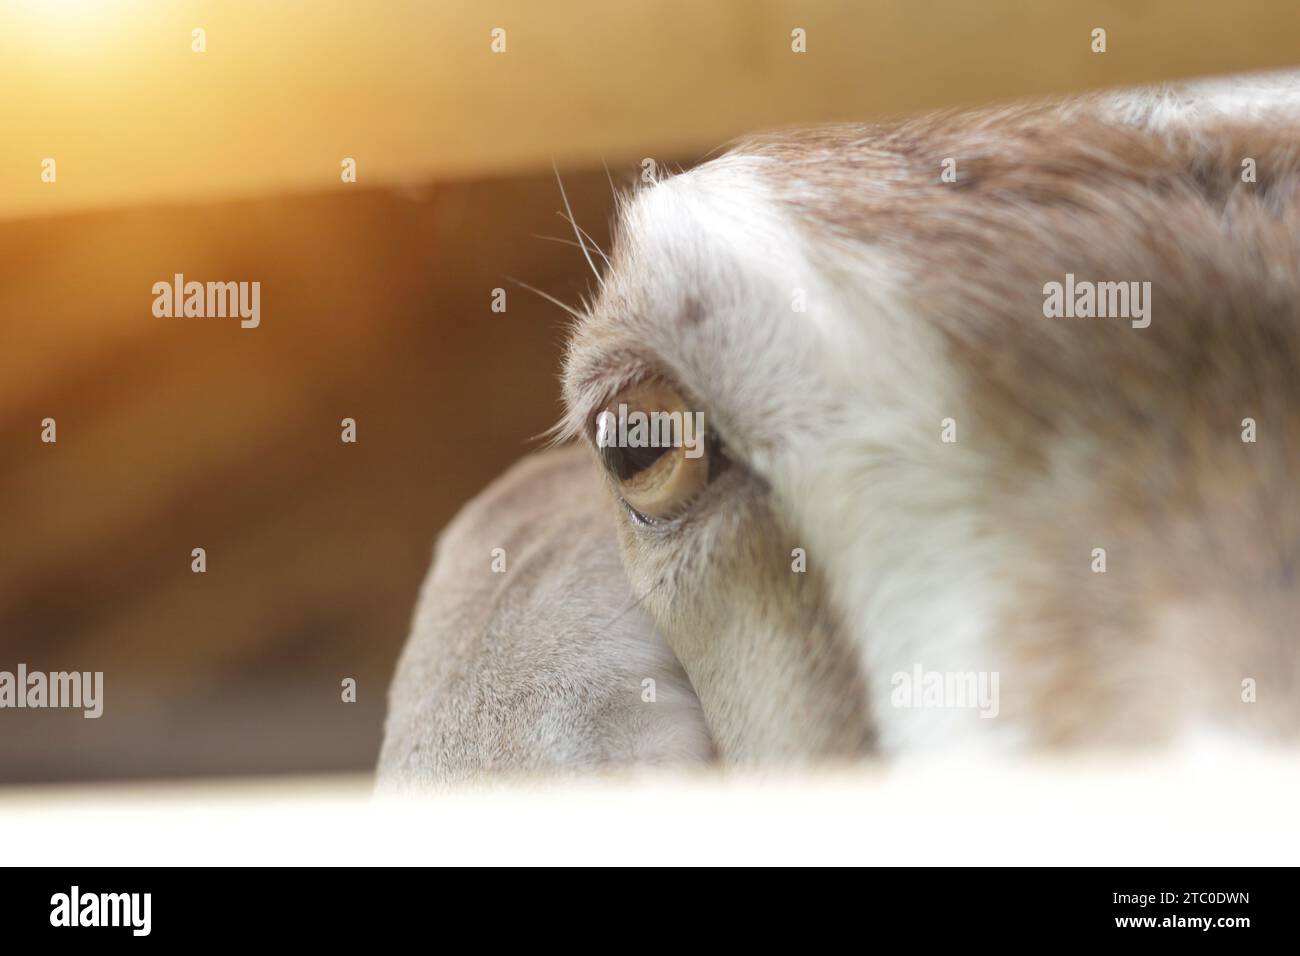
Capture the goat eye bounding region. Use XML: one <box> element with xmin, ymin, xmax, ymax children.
<box><xmin>593</xmin><ymin>382</ymin><xmax>713</xmax><ymax>522</ymax></box>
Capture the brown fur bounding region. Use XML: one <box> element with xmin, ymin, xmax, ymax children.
<box><xmin>734</xmin><ymin>100</ymin><xmax>1300</xmax><ymax>744</ymax></box>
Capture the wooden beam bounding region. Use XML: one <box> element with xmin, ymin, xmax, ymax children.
<box><xmin>1</xmin><ymin>0</ymin><xmax>1296</xmax><ymax>219</ymax></box>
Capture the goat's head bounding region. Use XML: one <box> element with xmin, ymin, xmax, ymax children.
<box><xmin>559</xmin><ymin>76</ymin><xmax>1300</xmax><ymax>761</ymax></box>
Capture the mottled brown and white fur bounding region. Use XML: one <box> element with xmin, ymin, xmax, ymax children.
<box><xmin>379</xmin><ymin>70</ymin><xmax>1300</xmax><ymax>788</ymax></box>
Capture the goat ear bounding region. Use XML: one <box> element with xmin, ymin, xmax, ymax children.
<box><xmin>378</xmin><ymin>446</ymin><xmax>713</xmax><ymax>790</ymax></box>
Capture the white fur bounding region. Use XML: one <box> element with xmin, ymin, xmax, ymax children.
<box><xmin>1091</xmin><ymin>68</ymin><xmax>1300</xmax><ymax>129</ymax></box>
<box><xmin>620</xmin><ymin>159</ymin><xmax>1026</xmax><ymax>754</ymax></box>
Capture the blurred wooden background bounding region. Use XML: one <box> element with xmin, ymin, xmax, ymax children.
<box><xmin>0</xmin><ymin>169</ymin><xmax>617</xmax><ymax>782</ymax></box>
<box><xmin>2</xmin><ymin>1</ymin><xmax>1298</xmax><ymax>220</ymax></box>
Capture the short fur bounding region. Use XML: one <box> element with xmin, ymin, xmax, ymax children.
<box><xmin>380</xmin><ymin>71</ymin><xmax>1300</xmax><ymax>786</ymax></box>
<box><xmin>377</xmin><ymin>447</ymin><xmax>713</xmax><ymax>789</ymax></box>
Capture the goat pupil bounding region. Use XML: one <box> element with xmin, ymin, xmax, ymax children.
<box><xmin>603</xmin><ymin>443</ymin><xmax>670</xmax><ymax>481</ymax></box>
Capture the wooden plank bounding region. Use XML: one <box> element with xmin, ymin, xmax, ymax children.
<box><xmin>1</xmin><ymin>0</ymin><xmax>1296</xmax><ymax>220</ymax></box>
<box><xmin>0</xmin><ymin>170</ymin><xmax>615</xmax><ymax>783</ymax></box>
